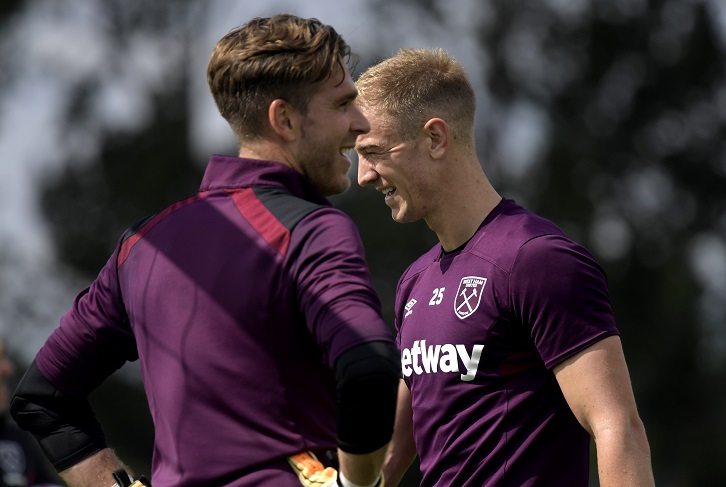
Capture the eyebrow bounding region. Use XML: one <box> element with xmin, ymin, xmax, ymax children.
<box><xmin>354</xmin><ymin>143</ymin><xmax>381</xmax><ymax>153</ymax></box>
<box><xmin>338</xmin><ymin>90</ymin><xmax>358</xmax><ymax>105</ymax></box>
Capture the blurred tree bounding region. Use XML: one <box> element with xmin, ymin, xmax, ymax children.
<box><xmin>0</xmin><ymin>0</ymin><xmax>22</xmax><ymax>19</ymax></box>
<box><xmin>0</xmin><ymin>0</ymin><xmax>25</xmax><ymax>97</ymax></box>
<box><xmin>0</xmin><ymin>0</ymin><xmax>23</xmax><ymax>29</ymax></box>
<box><xmin>39</xmin><ymin>0</ymin><xmax>204</xmax><ymax>276</ymax></box>
<box><xmin>39</xmin><ymin>81</ymin><xmax>203</xmax><ymax>276</ymax></box>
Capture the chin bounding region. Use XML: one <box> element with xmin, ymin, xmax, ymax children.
<box><xmin>392</xmin><ymin>209</ymin><xmax>416</xmax><ymax>224</ymax></box>
<box><xmin>321</xmin><ymin>178</ymin><xmax>351</xmax><ymax>197</ymax></box>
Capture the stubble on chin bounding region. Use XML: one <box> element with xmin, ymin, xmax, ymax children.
<box><xmin>314</xmin><ymin>162</ymin><xmax>352</xmax><ymax>196</ymax></box>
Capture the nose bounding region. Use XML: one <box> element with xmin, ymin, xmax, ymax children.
<box><xmin>350</xmin><ymin>105</ymin><xmax>371</xmax><ymax>136</ymax></box>
<box><xmin>357</xmin><ymin>155</ymin><xmax>378</xmax><ymax>187</ymax></box>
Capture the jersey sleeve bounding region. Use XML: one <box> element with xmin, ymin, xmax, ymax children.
<box><xmin>509</xmin><ymin>234</ymin><xmax>619</xmax><ymax>369</ymax></box>
<box><xmin>36</xmin><ymin>244</ymin><xmax>136</xmax><ymax>396</ymax></box>
<box><xmin>289</xmin><ymin>208</ymin><xmax>394</xmax><ymax>367</ymax></box>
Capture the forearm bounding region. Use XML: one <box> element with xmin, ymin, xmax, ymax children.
<box><xmin>594</xmin><ymin>419</ymin><xmax>655</xmax><ymax>487</ymax></box>
<box><xmin>59</xmin><ymin>448</ymin><xmax>131</xmax><ymax>487</ymax></box>
<box><xmin>382</xmin><ymin>438</ymin><xmax>416</xmax><ymax>487</ymax></box>
<box><xmin>338</xmin><ymin>444</ymin><xmax>388</xmax><ymax>486</ymax></box>
<box><xmin>382</xmin><ymin>379</ymin><xmax>417</xmax><ymax>487</ymax></box>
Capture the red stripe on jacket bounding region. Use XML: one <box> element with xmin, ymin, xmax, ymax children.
<box><xmin>226</xmin><ymin>188</ymin><xmax>291</xmax><ymax>256</ymax></box>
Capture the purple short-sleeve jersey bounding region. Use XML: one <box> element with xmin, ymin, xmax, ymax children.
<box><xmin>395</xmin><ymin>199</ymin><xmax>618</xmax><ymax>487</ymax></box>
<box><xmin>35</xmin><ymin>156</ymin><xmax>394</xmax><ymax>487</ymax></box>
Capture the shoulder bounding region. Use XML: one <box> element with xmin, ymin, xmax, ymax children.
<box><xmin>468</xmin><ymin>201</ymin><xmax>571</xmax><ymax>273</ymax></box>
<box><xmin>289</xmin><ymin>204</ymin><xmax>367</xmax><ymax>263</ymax></box>
<box><xmin>251</xmin><ymin>186</ymin><xmax>328</xmax><ymax>231</ymax></box>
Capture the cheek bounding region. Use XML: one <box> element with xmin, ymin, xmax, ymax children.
<box><xmin>405</xmin><ymin>173</ymin><xmax>434</xmax><ymax>210</ymax></box>
<box><xmin>400</xmin><ymin>170</ymin><xmax>423</xmax><ymax>195</ymax></box>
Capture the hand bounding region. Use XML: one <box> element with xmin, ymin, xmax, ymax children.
<box><xmin>288</xmin><ymin>452</ymin><xmax>338</xmax><ymax>487</ymax></box>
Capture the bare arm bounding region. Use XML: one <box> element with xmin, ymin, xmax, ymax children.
<box><xmin>338</xmin><ymin>443</ymin><xmax>389</xmax><ymax>486</ymax></box>
<box><xmin>554</xmin><ymin>335</ymin><xmax>655</xmax><ymax>487</ymax></box>
<box><xmin>58</xmin><ymin>448</ymin><xmax>131</xmax><ymax>487</ymax></box>
<box><xmin>381</xmin><ymin>379</ymin><xmax>418</xmax><ymax>487</ymax></box>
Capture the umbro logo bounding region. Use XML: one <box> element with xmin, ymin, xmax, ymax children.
<box><xmin>404</xmin><ymin>298</ymin><xmax>417</xmax><ymax>318</ymax></box>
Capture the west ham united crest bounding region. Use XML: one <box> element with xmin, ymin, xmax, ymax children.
<box><xmin>454</xmin><ymin>276</ymin><xmax>487</xmax><ymax>319</ymax></box>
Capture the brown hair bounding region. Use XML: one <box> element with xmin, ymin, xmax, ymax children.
<box><xmin>207</xmin><ymin>14</ymin><xmax>353</xmax><ymax>143</ymax></box>
<box><xmin>356</xmin><ymin>48</ymin><xmax>475</xmax><ymax>144</ymax></box>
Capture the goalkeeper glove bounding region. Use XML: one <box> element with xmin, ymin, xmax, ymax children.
<box><xmin>288</xmin><ymin>451</ymin><xmax>338</xmax><ymax>487</ymax></box>
<box><xmin>288</xmin><ymin>452</ymin><xmax>384</xmax><ymax>487</ymax></box>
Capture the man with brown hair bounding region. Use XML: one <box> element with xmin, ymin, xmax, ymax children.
<box><xmin>11</xmin><ymin>14</ymin><xmax>398</xmax><ymax>487</ymax></box>
<box><xmin>355</xmin><ymin>48</ymin><xmax>655</xmax><ymax>486</ymax></box>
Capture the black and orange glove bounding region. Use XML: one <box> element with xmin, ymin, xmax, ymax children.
<box><xmin>288</xmin><ymin>452</ymin><xmax>385</xmax><ymax>487</ymax></box>
<box><xmin>287</xmin><ymin>451</ymin><xmax>338</xmax><ymax>487</ymax></box>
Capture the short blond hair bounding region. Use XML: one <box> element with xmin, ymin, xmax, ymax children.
<box><xmin>356</xmin><ymin>48</ymin><xmax>475</xmax><ymax>144</ymax></box>
<box><xmin>207</xmin><ymin>14</ymin><xmax>352</xmax><ymax>143</ymax></box>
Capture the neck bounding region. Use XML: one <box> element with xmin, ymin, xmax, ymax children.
<box><xmin>239</xmin><ymin>140</ymin><xmax>298</xmax><ymax>171</ymax></box>
<box><xmin>427</xmin><ymin>158</ymin><xmax>501</xmax><ymax>252</ymax></box>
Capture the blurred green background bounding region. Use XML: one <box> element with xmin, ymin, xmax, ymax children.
<box><xmin>1</xmin><ymin>1</ymin><xmax>725</xmax><ymax>485</ymax></box>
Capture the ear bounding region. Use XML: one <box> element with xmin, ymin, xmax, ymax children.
<box><xmin>268</xmin><ymin>99</ymin><xmax>301</xmax><ymax>142</ymax></box>
<box><xmin>423</xmin><ymin>118</ymin><xmax>449</xmax><ymax>160</ymax></box>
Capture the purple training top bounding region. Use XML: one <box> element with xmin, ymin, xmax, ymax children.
<box><xmin>395</xmin><ymin>199</ymin><xmax>618</xmax><ymax>487</ymax></box>
<box><xmin>35</xmin><ymin>155</ymin><xmax>394</xmax><ymax>487</ymax></box>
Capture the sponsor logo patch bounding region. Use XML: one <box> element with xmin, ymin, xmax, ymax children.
<box><xmin>401</xmin><ymin>340</ymin><xmax>485</xmax><ymax>382</ymax></box>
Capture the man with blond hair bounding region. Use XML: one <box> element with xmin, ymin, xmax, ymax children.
<box><xmin>355</xmin><ymin>48</ymin><xmax>655</xmax><ymax>487</ymax></box>
<box><xmin>11</xmin><ymin>14</ymin><xmax>398</xmax><ymax>487</ymax></box>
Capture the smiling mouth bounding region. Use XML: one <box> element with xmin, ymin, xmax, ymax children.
<box><xmin>383</xmin><ymin>188</ymin><xmax>397</xmax><ymax>200</ymax></box>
